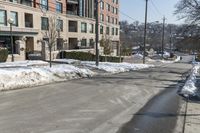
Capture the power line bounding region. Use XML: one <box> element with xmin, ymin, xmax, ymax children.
<box><xmin>150</xmin><ymin>0</ymin><xmax>163</xmax><ymax>17</ymax></box>
<box><xmin>118</xmin><ymin>10</ymin><xmax>138</xmax><ymax>22</ymax></box>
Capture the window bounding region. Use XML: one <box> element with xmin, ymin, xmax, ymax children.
<box><xmin>100</xmin><ymin>14</ymin><xmax>104</xmax><ymax>22</ymax></box>
<box><xmin>115</xmin><ymin>8</ymin><xmax>118</xmax><ymax>14</ymax></box>
<box><xmin>40</xmin><ymin>0</ymin><xmax>48</xmax><ymax>10</ymax></box>
<box><xmin>116</xmin><ymin>0</ymin><xmax>118</xmax><ymax>4</ymax></box>
<box><xmin>89</xmin><ymin>24</ymin><xmax>94</xmax><ymax>33</ymax></box>
<box><xmin>0</xmin><ymin>10</ymin><xmax>7</xmax><ymax>26</ymax></box>
<box><xmin>106</xmin><ymin>16</ymin><xmax>110</xmax><ymax>23</ymax></box>
<box><xmin>100</xmin><ymin>1</ymin><xmax>104</xmax><ymax>10</ymax></box>
<box><xmin>10</xmin><ymin>11</ymin><xmax>18</xmax><ymax>26</ymax></box>
<box><xmin>112</xmin><ymin>6</ymin><xmax>115</xmax><ymax>13</ymax></box>
<box><xmin>57</xmin><ymin>19</ymin><xmax>63</xmax><ymax>31</ymax></box>
<box><xmin>106</xmin><ymin>4</ymin><xmax>110</xmax><ymax>11</ymax></box>
<box><xmin>106</xmin><ymin>27</ymin><xmax>110</xmax><ymax>35</ymax></box>
<box><xmin>112</xmin><ymin>27</ymin><xmax>115</xmax><ymax>35</ymax></box>
<box><xmin>81</xmin><ymin>39</ymin><xmax>87</xmax><ymax>47</ymax></box>
<box><xmin>112</xmin><ymin>17</ymin><xmax>114</xmax><ymax>24</ymax></box>
<box><xmin>9</xmin><ymin>0</ymin><xmax>18</xmax><ymax>3</ymax></box>
<box><xmin>116</xmin><ymin>28</ymin><xmax>118</xmax><ymax>35</ymax></box>
<box><xmin>20</xmin><ymin>0</ymin><xmax>32</xmax><ymax>6</ymax></box>
<box><xmin>115</xmin><ymin>18</ymin><xmax>118</xmax><ymax>25</ymax></box>
<box><xmin>56</xmin><ymin>2</ymin><xmax>63</xmax><ymax>13</ymax></box>
<box><xmin>81</xmin><ymin>22</ymin><xmax>87</xmax><ymax>33</ymax></box>
<box><xmin>25</xmin><ymin>13</ymin><xmax>33</xmax><ymax>28</ymax></box>
<box><xmin>100</xmin><ymin>25</ymin><xmax>104</xmax><ymax>34</ymax></box>
<box><xmin>69</xmin><ymin>20</ymin><xmax>77</xmax><ymax>32</ymax></box>
<box><xmin>89</xmin><ymin>39</ymin><xmax>94</xmax><ymax>47</ymax></box>
<box><xmin>41</xmin><ymin>17</ymin><xmax>48</xmax><ymax>30</ymax></box>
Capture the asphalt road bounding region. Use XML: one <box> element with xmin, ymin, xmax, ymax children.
<box><xmin>0</xmin><ymin>56</ymin><xmax>193</xmax><ymax>133</ymax></box>
<box><xmin>117</xmin><ymin>55</ymin><xmax>193</xmax><ymax>133</ymax></box>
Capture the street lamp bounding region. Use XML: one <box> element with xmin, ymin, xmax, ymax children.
<box><xmin>8</xmin><ymin>18</ymin><xmax>14</xmax><ymax>62</ymax></box>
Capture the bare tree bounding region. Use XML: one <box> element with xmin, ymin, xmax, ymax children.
<box><xmin>43</xmin><ymin>16</ymin><xmax>58</xmax><ymax>67</ymax></box>
<box><xmin>100</xmin><ymin>35</ymin><xmax>112</xmax><ymax>61</ymax></box>
<box><xmin>175</xmin><ymin>0</ymin><xmax>200</xmax><ymax>24</ymax></box>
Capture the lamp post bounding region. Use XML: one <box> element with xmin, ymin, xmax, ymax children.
<box><xmin>8</xmin><ymin>18</ymin><xmax>14</xmax><ymax>62</ymax></box>
<box><xmin>95</xmin><ymin>0</ymin><xmax>99</xmax><ymax>66</ymax></box>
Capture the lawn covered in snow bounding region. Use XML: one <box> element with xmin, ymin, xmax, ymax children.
<box><xmin>0</xmin><ymin>60</ymin><xmax>153</xmax><ymax>91</ymax></box>
<box><xmin>0</xmin><ymin>64</ymin><xmax>94</xmax><ymax>91</ymax></box>
<box><xmin>81</xmin><ymin>61</ymin><xmax>153</xmax><ymax>73</ymax></box>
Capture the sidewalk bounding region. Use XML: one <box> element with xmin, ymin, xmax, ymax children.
<box><xmin>185</xmin><ymin>101</ymin><xmax>200</xmax><ymax>133</ymax></box>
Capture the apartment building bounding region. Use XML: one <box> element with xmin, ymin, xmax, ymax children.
<box><xmin>0</xmin><ymin>0</ymin><xmax>120</xmax><ymax>61</ymax></box>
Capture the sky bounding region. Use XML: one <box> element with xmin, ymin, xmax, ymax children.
<box><xmin>120</xmin><ymin>0</ymin><xmax>184</xmax><ymax>24</ymax></box>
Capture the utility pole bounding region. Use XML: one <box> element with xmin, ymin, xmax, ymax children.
<box><xmin>95</xmin><ymin>0</ymin><xmax>99</xmax><ymax>66</ymax></box>
<box><xmin>143</xmin><ymin>0</ymin><xmax>148</xmax><ymax>64</ymax></box>
<box><xmin>161</xmin><ymin>16</ymin><xmax>166</xmax><ymax>59</ymax></box>
<box><xmin>169</xmin><ymin>25</ymin><xmax>172</xmax><ymax>53</ymax></box>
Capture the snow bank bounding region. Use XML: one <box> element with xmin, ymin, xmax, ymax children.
<box><xmin>180</xmin><ymin>65</ymin><xmax>200</xmax><ymax>97</ymax></box>
<box><xmin>82</xmin><ymin>61</ymin><xmax>153</xmax><ymax>73</ymax></box>
<box><xmin>53</xmin><ymin>59</ymin><xmax>80</xmax><ymax>64</ymax></box>
<box><xmin>0</xmin><ymin>64</ymin><xmax>95</xmax><ymax>91</ymax></box>
<box><xmin>0</xmin><ymin>60</ymin><xmax>48</xmax><ymax>68</ymax></box>
<box><xmin>148</xmin><ymin>56</ymin><xmax>180</xmax><ymax>64</ymax></box>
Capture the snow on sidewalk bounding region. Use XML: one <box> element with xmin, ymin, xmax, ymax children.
<box><xmin>0</xmin><ymin>64</ymin><xmax>95</xmax><ymax>91</ymax></box>
<box><xmin>0</xmin><ymin>60</ymin><xmax>48</xmax><ymax>68</ymax></box>
<box><xmin>81</xmin><ymin>61</ymin><xmax>153</xmax><ymax>73</ymax></box>
<box><xmin>180</xmin><ymin>65</ymin><xmax>200</xmax><ymax>97</ymax></box>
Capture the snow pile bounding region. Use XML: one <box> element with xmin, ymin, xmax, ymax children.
<box><xmin>0</xmin><ymin>60</ymin><xmax>48</xmax><ymax>68</ymax></box>
<box><xmin>53</xmin><ymin>59</ymin><xmax>80</xmax><ymax>64</ymax></box>
<box><xmin>133</xmin><ymin>54</ymin><xmax>143</xmax><ymax>59</ymax></box>
<box><xmin>148</xmin><ymin>56</ymin><xmax>180</xmax><ymax>64</ymax></box>
<box><xmin>0</xmin><ymin>64</ymin><xmax>95</xmax><ymax>91</ymax></box>
<box><xmin>180</xmin><ymin>65</ymin><xmax>200</xmax><ymax>97</ymax></box>
<box><xmin>82</xmin><ymin>61</ymin><xmax>153</xmax><ymax>73</ymax></box>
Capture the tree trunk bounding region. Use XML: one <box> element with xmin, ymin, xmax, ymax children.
<box><xmin>49</xmin><ymin>49</ymin><xmax>52</xmax><ymax>68</ymax></box>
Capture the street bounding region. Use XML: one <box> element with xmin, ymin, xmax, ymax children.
<box><xmin>0</xmin><ymin>56</ymin><xmax>193</xmax><ymax>133</ymax></box>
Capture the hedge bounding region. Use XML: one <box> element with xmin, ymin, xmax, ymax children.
<box><xmin>60</xmin><ymin>51</ymin><xmax>123</xmax><ymax>63</ymax></box>
<box><xmin>0</xmin><ymin>48</ymin><xmax>8</xmax><ymax>62</ymax></box>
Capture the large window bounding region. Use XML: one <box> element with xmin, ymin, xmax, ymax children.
<box><xmin>0</xmin><ymin>10</ymin><xmax>7</xmax><ymax>26</ymax></box>
<box><xmin>89</xmin><ymin>39</ymin><xmax>94</xmax><ymax>47</ymax></box>
<box><xmin>41</xmin><ymin>17</ymin><xmax>49</xmax><ymax>30</ymax></box>
<box><xmin>100</xmin><ymin>1</ymin><xmax>104</xmax><ymax>10</ymax></box>
<box><xmin>89</xmin><ymin>24</ymin><xmax>94</xmax><ymax>33</ymax></box>
<box><xmin>116</xmin><ymin>28</ymin><xmax>119</xmax><ymax>35</ymax></box>
<box><xmin>106</xmin><ymin>27</ymin><xmax>110</xmax><ymax>35</ymax></box>
<box><xmin>68</xmin><ymin>20</ymin><xmax>77</xmax><ymax>32</ymax></box>
<box><xmin>100</xmin><ymin>25</ymin><xmax>104</xmax><ymax>34</ymax></box>
<box><xmin>100</xmin><ymin>14</ymin><xmax>104</xmax><ymax>22</ymax></box>
<box><xmin>40</xmin><ymin>0</ymin><xmax>48</xmax><ymax>10</ymax></box>
<box><xmin>10</xmin><ymin>11</ymin><xmax>18</xmax><ymax>26</ymax></box>
<box><xmin>81</xmin><ymin>39</ymin><xmax>87</xmax><ymax>47</ymax></box>
<box><xmin>106</xmin><ymin>3</ymin><xmax>110</xmax><ymax>11</ymax></box>
<box><xmin>81</xmin><ymin>22</ymin><xmax>87</xmax><ymax>33</ymax></box>
<box><xmin>57</xmin><ymin>19</ymin><xmax>63</xmax><ymax>31</ymax></box>
<box><xmin>56</xmin><ymin>2</ymin><xmax>63</xmax><ymax>13</ymax></box>
<box><xmin>106</xmin><ymin>16</ymin><xmax>110</xmax><ymax>23</ymax></box>
<box><xmin>112</xmin><ymin>27</ymin><xmax>115</xmax><ymax>35</ymax></box>
<box><xmin>25</xmin><ymin>13</ymin><xmax>33</xmax><ymax>28</ymax></box>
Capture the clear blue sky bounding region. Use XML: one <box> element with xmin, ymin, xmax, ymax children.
<box><xmin>120</xmin><ymin>0</ymin><xmax>184</xmax><ymax>24</ymax></box>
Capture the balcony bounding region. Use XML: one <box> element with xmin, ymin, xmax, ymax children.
<box><xmin>67</xmin><ymin>0</ymin><xmax>78</xmax><ymax>4</ymax></box>
<box><xmin>5</xmin><ymin>0</ymin><xmax>33</xmax><ymax>7</ymax></box>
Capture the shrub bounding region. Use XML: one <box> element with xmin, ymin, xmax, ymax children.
<box><xmin>61</xmin><ymin>51</ymin><xmax>123</xmax><ymax>63</ymax></box>
<box><xmin>0</xmin><ymin>48</ymin><xmax>8</xmax><ymax>62</ymax></box>
<box><xmin>196</xmin><ymin>54</ymin><xmax>200</xmax><ymax>62</ymax></box>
